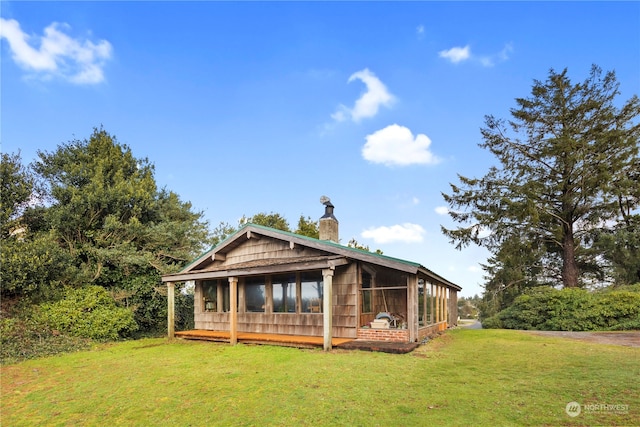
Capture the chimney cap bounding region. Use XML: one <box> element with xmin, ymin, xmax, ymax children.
<box><xmin>320</xmin><ymin>195</ymin><xmax>337</xmax><ymax>220</ymax></box>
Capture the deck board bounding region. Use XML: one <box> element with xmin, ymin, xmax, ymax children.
<box><xmin>175</xmin><ymin>330</ymin><xmax>353</xmax><ymax>347</ymax></box>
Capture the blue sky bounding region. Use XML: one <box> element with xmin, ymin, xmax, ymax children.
<box><xmin>2</xmin><ymin>1</ymin><xmax>639</xmax><ymax>297</ymax></box>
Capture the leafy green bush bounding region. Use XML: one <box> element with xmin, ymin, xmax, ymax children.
<box><xmin>483</xmin><ymin>285</ymin><xmax>640</xmax><ymax>331</ymax></box>
<box><xmin>0</xmin><ymin>315</ymin><xmax>91</xmax><ymax>364</ymax></box>
<box><xmin>479</xmin><ymin>315</ymin><xmax>503</xmax><ymax>329</ymax></box>
<box><xmin>37</xmin><ymin>286</ymin><xmax>138</xmax><ymax>341</ymax></box>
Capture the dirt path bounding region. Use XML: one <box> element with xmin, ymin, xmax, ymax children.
<box><xmin>521</xmin><ymin>330</ymin><xmax>640</xmax><ymax>347</ymax></box>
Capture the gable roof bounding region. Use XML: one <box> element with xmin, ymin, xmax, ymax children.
<box><xmin>162</xmin><ymin>223</ymin><xmax>461</xmax><ymax>291</ymax></box>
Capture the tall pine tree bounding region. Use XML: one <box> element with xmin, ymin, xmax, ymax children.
<box><xmin>442</xmin><ymin>66</ymin><xmax>640</xmax><ymax>288</ymax></box>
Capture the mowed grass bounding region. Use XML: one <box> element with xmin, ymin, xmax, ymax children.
<box><xmin>2</xmin><ymin>329</ymin><xmax>638</xmax><ymax>426</ymax></box>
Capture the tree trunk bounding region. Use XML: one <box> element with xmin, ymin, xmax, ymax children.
<box><xmin>561</xmin><ymin>223</ymin><xmax>579</xmax><ymax>287</ymax></box>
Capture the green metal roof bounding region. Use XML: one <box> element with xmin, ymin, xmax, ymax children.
<box><xmin>243</xmin><ymin>222</ymin><xmax>422</xmax><ymax>267</ymax></box>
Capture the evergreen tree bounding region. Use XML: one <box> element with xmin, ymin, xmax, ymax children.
<box><xmin>295</xmin><ymin>215</ymin><xmax>319</xmax><ymax>238</ymax></box>
<box><xmin>33</xmin><ymin>127</ymin><xmax>211</xmax><ymax>332</ymax></box>
<box><xmin>442</xmin><ymin>66</ymin><xmax>640</xmax><ymax>288</ymax></box>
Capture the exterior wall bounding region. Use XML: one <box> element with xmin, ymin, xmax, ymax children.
<box><xmin>221</xmin><ymin>237</ymin><xmax>320</xmax><ymax>266</ymax></box>
<box><xmin>332</xmin><ymin>263</ymin><xmax>358</xmax><ymax>338</ymax></box>
<box><xmin>448</xmin><ymin>290</ymin><xmax>458</xmax><ymax>327</ymax></box>
<box><xmin>193</xmin><ymin>263</ymin><xmax>358</xmax><ymax>338</ymax></box>
<box><xmin>357</xmin><ymin>328</ymin><xmax>409</xmax><ymax>342</ymax></box>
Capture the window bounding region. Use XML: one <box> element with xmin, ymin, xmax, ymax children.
<box><xmin>203</xmin><ymin>280</ymin><xmax>218</xmax><ymax>312</ymax></box>
<box><xmin>273</xmin><ymin>274</ymin><xmax>296</xmax><ymax>313</ymax></box>
<box><xmin>361</xmin><ymin>270</ymin><xmax>372</xmax><ymax>314</ymax></box>
<box><xmin>222</xmin><ymin>283</ymin><xmax>231</xmax><ymax>312</ymax></box>
<box><xmin>301</xmin><ymin>271</ymin><xmax>323</xmax><ymax>313</ymax></box>
<box><xmin>245</xmin><ymin>276</ymin><xmax>265</xmax><ymax>312</ymax></box>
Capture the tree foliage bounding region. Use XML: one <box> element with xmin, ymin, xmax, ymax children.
<box><xmin>0</xmin><ymin>232</ymin><xmax>73</xmax><ymax>300</ymax></box>
<box><xmin>0</xmin><ymin>152</ymin><xmax>35</xmax><ymax>237</ymax></box>
<box><xmin>295</xmin><ymin>215</ymin><xmax>319</xmax><ymax>238</ymax></box>
<box><xmin>33</xmin><ymin>128</ymin><xmax>210</xmax><ymax>284</ymax></box>
<box><xmin>442</xmin><ymin>66</ymin><xmax>640</xmax><ymax>291</ymax></box>
<box><xmin>594</xmin><ymin>214</ymin><xmax>640</xmax><ymax>286</ymax></box>
<box><xmin>240</xmin><ymin>212</ymin><xmax>291</xmax><ymax>231</ymax></box>
<box><xmin>2</xmin><ymin>128</ymin><xmax>211</xmax><ymax>335</ymax></box>
<box><xmin>211</xmin><ymin>213</ymin><xmax>321</xmax><ymax>246</ymax></box>
<box><xmin>347</xmin><ymin>238</ymin><xmax>383</xmax><ymax>254</ymax></box>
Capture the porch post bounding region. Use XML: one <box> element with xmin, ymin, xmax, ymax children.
<box><xmin>435</xmin><ymin>285</ymin><xmax>441</xmax><ymax>323</ymax></box>
<box><xmin>430</xmin><ymin>283</ymin><xmax>434</xmax><ymax>324</ymax></box>
<box><xmin>450</xmin><ymin>290</ymin><xmax>458</xmax><ymax>326</ymax></box>
<box><xmin>407</xmin><ymin>276</ymin><xmax>417</xmax><ymax>342</ymax></box>
<box><xmin>229</xmin><ymin>276</ymin><xmax>238</xmax><ymax>345</ymax></box>
<box><xmin>167</xmin><ymin>282</ymin><xmax>175</xmax><ymax>339</ymax></box>
<box><xmin>444</xmin><ymin>288</ymin><xmax>449</xmax><ymax>328</ymax></box>
<box><xmin>322</xmin><ymin>267</ymin><xmax>334</xmax><ymax>351</ymax></box>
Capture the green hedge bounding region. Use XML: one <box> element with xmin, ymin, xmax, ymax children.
<box><xmin>483</xmin><ymin>285</ymin><xmax>640</xmax><ymax>331</ymax></box>
<box><xmin>36</xmin><ymin>286</ymin><xmax>138</xmax><ymax>341</ymax></box>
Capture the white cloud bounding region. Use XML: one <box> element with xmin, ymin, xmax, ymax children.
<box><xmin>468</xmin><ymin>265</ymin><xmax>482</xmax><ymax>273</ymax></box>
<box><xmin>438</xmin><ymin>45</ymin><xmax>470</xmax><ymax>63</ymax></box>
<box><xmin>332</xmin><ymin>68</ymin><xmax>395</xmax><ymax>122</ymax></box>
<box><xmin>361</xmin><ymin>223</ymin><xmax>425</xmax><ymax>244</ymax></box>
<box><xmin>439</xmin><ymin>43</ymin><xmax>513</xmax><ymax>67</ymax></box>
<box><xmin>0</xmin><ymin>18</ymin><xmax>112</xmax><ymax>84</ymax></box>
<box><xmin>416</xmin><ymin>25</ymin><xmax>425</xmax><ymax>39</ymax></box>
<box><xmin>498</xmin><ymin>43</ymin><xmax>513</xmax><ymax>61</ymax></box>
<box><xmin>435</xmin><ymin>206</ymin><xmax>449</xmax><ymax>215</ymax></box>
<box><xmin>362</xmin><ymin>124</ymin><xmax>441</xmax><ymax>167</ymax></box>
<box><xmin>412</xmin><ymin>197</ymin><xmax>420</xmax><ymax>205</ymax></box>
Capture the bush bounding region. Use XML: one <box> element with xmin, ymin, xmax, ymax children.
<box><xmin>482</xmin><ymin>285</ymin><xmax>640</xmax><ymax>331</ymax></box>
<box><xmin>37</xmin><ymin>286</ymin><xmax>138</xmax><ymax>341</ymax></box>
<box><xmin>0</xmin><ymin>314</ymin><xmax>91</xmax><ymax>364</ymax></box>
<box><xmin>479</xmin><ymin>315</ymin><xmax>503</xmax><ymax>329</ymax></box>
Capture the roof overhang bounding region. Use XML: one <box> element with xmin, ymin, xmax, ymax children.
<box><xmin>162</xmin><ymin>255</ymin><xmax>349</xmax><ymax>282</ymax></box>
<box><xmin>417</xmin><ymin>267</ymin><xmax>462</xmax><ymax>291</ymax></box>
<box><xmin>162</xmin><ymin>223</ymin><xmax>462</xmax><ymax>291</ymax></box>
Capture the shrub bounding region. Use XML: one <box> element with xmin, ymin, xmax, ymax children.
<box><xmin>0</xmin><ymin>314</ymin><xmax>91</xmax><ymax>364</ymax></box>
<box><xmin>483</xmin><ymin>285</ymin><xmax>640</xmax><ymax>331</ymax></box>
<box><xmin>479</xmin><ymin>315</ymin><xmax>503</xmax><ymax>329</ymax></box>
<box><xmin>37</xmin><ymin>286</ymin><xmax>138</xmax><ymax>341</ymax></box>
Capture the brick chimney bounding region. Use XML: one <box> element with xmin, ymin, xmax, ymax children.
<box><xmin>319</xmin><ymin>197</ymin><xmax>339</xmax><ymax>243</ymax></box>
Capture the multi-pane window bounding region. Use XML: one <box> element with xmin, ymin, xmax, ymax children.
<box><xmin>272</xmin><ymin>274</ymin><xmax>296</xmax><ymax>313</ymax></box>
<box><xmin>203</xmin><ymin>280</ymin><xmax>218</xmax><ymax>312</ymax></box>
<box><xmin>418</xmin><ymin>280</ymin><xmax>434</xmax><ymax>325</ymax></box>
<box><xmin>245</xmin><ymin>277</ymin><xmax>265</xmax><ymax>312</ymax></box>
<box><xmin>361</xmin><ymin>270</ymin><xmax>372</xmax><ymax>314</ymax></box>
<box><xmin>301</xmin><ymin>271</ymin><xmax>323</xmax><ymax>313</ymax></box>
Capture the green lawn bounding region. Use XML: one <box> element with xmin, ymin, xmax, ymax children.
<box><xmin>2</xmin><ymin>329</ymin><xmax>638</xmax><ymax>426</ymax></box>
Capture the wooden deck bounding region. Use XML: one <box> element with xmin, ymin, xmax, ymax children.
<box><xmin>175</xmin><ymin>330</ymin><xmax>354</xmax><ymax>348</ymax></box>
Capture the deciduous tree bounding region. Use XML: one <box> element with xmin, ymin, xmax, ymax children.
<box><xmin>0</xmin><ymin>152</ymin><xmax>34</xmax><ymax>237</ymax></box>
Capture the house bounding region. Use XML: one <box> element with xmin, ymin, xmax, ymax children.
<box><xmin>162</xmin><ymin>200</ymin><xmax>461</xmax><ymax>350</ymax></box>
